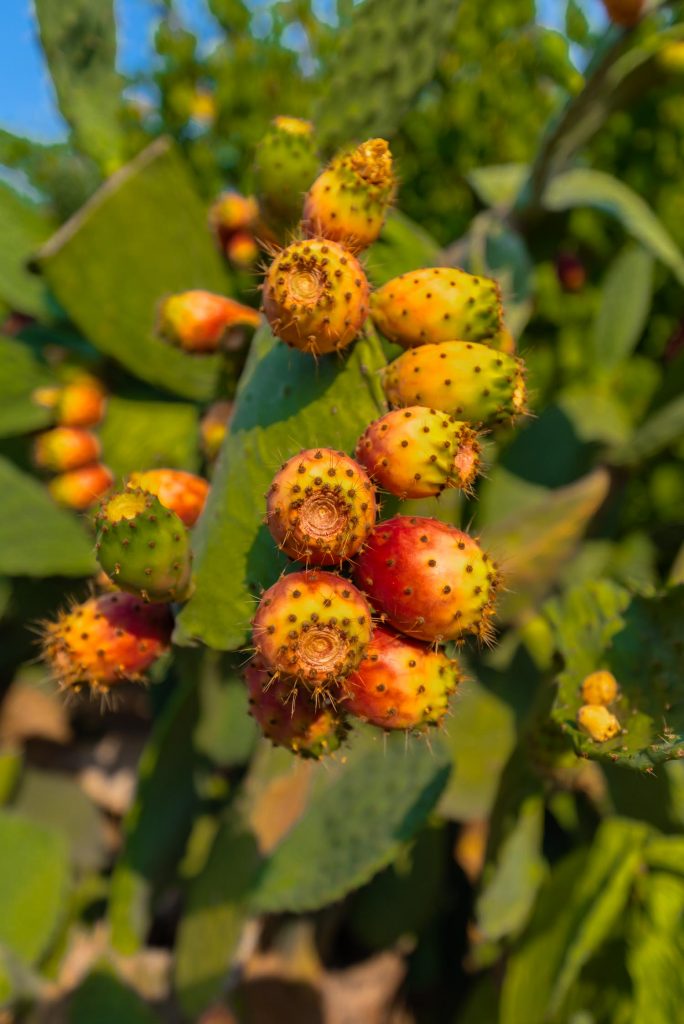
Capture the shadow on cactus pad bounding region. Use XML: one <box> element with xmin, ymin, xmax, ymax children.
<box><xmin>547</xmin><ymin>581</ymin><xmax>684</xmax><ymax>771</ymax></box>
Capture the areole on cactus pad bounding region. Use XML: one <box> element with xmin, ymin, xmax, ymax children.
<box><xmin>266</xmin><ymin>447</ymin><xmax>377</xmax><ymax>565</ymax></box>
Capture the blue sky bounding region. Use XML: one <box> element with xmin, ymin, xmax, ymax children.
<box><xmin>1</xmin><ymin>0</ymin><xmax>602</xmax><ymax>143</ymax></box>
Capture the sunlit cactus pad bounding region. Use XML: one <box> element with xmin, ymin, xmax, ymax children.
<box><xmin>547</xmin><ymin>581</ymin><xmax>684</xmax><ymax>771</ymax></box>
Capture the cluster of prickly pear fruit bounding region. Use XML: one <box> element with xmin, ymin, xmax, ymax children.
<box><xmin>32</xmin><ymin>372</ymin><xmax>114</xmax><ymax>510</ymax></box>
<box><xmin>242</xmin><ymin>131</ymin><xmax>533</xmax><ymax>758</ymax></box>
<box><xmin>209</xmin><ymin>190</ymin><xmax>261</xmax><ymax>268</ymax></box>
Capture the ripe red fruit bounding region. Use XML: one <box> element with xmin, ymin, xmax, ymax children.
<box><xmin>40</xmin><ymin>592</ymin><xmax>173</xmax><ymax>692</ymax></box>
<box><xmin>266</xmin><ymin>448</ymin><xmax>376</xmax><ymax>565</ymax></box>
<box><xmin>345</xmin><ymin>625</ymin><xmax>462</xmax><ymax>731</ymax></box>
<box><xmin>245</xmin><ymin>656</ymin><xmax>347</xmax><ymax>758</ymax></box>
<box><xmin>48</xmin><ymin>464</ymin><xmax>114</xmax><ymax>510</ymax></box>
<box><xmin>126</xmin><ymin>468</ymin><xmax>210</xmax><ymax>527</ymax></box>
<box><xmin>252</xmin><ymin>570</ymin><xmax>373</xmax><ymax>690</ymax></box>
<box><xmin>262</xmin><ymin>238</ymin><xmax>370</xmax><ymax>355</ymax></box>
<box><xmin>32</xmin><ymin>427</ymin><xmax>101</xmax><ymax>473</ymax></box>
<box><xmin>354</xmin><ymin>516</ymin><xmax>499</xmax><ymax>643</ymax></box>
<box><xmin>355</xmin><ymin>407</ymin><xmax>481</xmax><ymax>498</ymax></box>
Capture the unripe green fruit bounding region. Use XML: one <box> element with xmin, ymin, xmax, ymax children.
<box><xmin>95</xmin><ymin>490</ymin><xmax>193</xmax><ymax>603</ymax></box>
<box><xmin>254</xmin><ymin>116</ymin><xmax>320</xmax><ymax>236</ymax></box>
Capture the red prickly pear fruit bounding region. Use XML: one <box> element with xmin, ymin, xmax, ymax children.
<box><xmin>225</xmin><ymin>230</ymin><xmax>260</xmax><ymax>268</ymax></box>
<box><xmin>370</xmin><ymin>267</ymin><xmax>503</xmax><ymax>349</ymax></box>
<box><xmin>39</xmin><ymin>591</ymin><xmax>173</xmax><ymax>692</ymax></box>
<box><xmin>303</xmin><ymin>139</ymin><xmax>396</xmax><ymax>253</ymax></box>
<box><xmin>354</xmin><ymin>516</ymin><xmax>499</xmax><ymax>644</ymax></box>
<box><xmin>200</xmin><ymin>400</ymin><xmax>234</xmax><ymax>462</ymax></box>
<box><xmin>355</xmin><ymin>407</ymin><xmax>481</xmax><ymax>499</ymax></box>
<box><xmin>209</xmin><ymin>191</ymin><xmax>259</xmax><ymax>245</ymax></box>
<box><xmin>157</xmin><ymin>291</ymin><xmax>261</xmax><ymax>353</ymax></box>
<box><xmin>245</xmin><ymin>656</ymin><xmax>348</xmax><ymax>758</ymax></box>
<box><xmin>95</xmin><ymin>490</ymin><xmax>193</xmax><ymax>603</ymax></box>
<box><xmin>555</xmin><ymin>252</ymin><xmax>586</xmax><ymax>292</ymax></box>
<box><xmin>33</xmin><ymin>376</ymin><xmax>107</xmax><ymax>428</ymax></box>
<box><xmin>262</xmin><ymin>238</ymin><xmax>370</xmax><ymax>355</ymax></box>
<box><xmin>382</xmin><ymin>341</ymin><xmax>528</xmax><ymax>425</ymax></box>
<box><xmin>252</xmin><ymin>570</ymin><xmax>373</xmax><ymax>689</ymax></box>
<box><xmin>32</xmin><ymin>427</ymin><xmax>101</xmax><ymax>473</ymax></box>
<box><xmin>126</xmin><ymin>469</ymin><xmax>210</xmax><ymax>528</ymax></box>
<box><xmin>345</xmin><ymin>625</ymin><xmax>462</xmax><ymax>731</ymax></box>
<box><xmin>602</xmin><ymin>0</ymin><xmax>644</xmax><ymax>27</ymax></box>
<box><xmin>266</xmin><ymin>448</ymin><xmax>376</xmax><ymax>566</ymax></box>
<box><xmin>49</xmin><ymin>464</ymin><xmax>114</xmax><ymax>510</ymax></box>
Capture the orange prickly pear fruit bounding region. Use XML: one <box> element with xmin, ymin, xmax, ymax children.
<box><xmin>34</xmin><ymin>375</ymin><xmax>107</xmax><ymax>428</ymax></box>
<box><xmin>48</xmin><ymin>464</ymin><xmax>114</xmax><ymax>510</ymax></box>
<box><xmin>40</xmin><ymin>591</ymin><xmax>173</xmax><ymax>692</ymax></box>
<box><xmin>157</xmin><ymin>291</ymin><xmax>261</xmax><ymax>353</ymax></box>
<box><xmin>370</xmin><ymin>267</ymin><xmax>503</xmax><ymax>349</ymax></box>
<box><xmin>32</xmin><ymin>427</ymin><xmax>101</xmax><ymax>473</ymax></box>
<box><xmin>200</xmin><ymin>401</ymin><xmax>234</xmax><ymax>462</ymax></box>
<box><xmin>209</xmin><ymin>191</ymin><xmax>259</xmax><ymax>244</ymax></box>
<box><xmin>577</xmin><ymin>704</ymin><xmax>621</xmax><ymax>742</ymax></box>
<box><xmin>263</xmin><ymin>238</ymin><xmax>370</xmax><ymax>355</ymax></box>
<box><xmin>225</xmin><ymin>230</ymin><xmax>260</xmax><ymax>268</ymax></box>
<box><xmin>126</xmin><ymin>469</ymin><xmax>210</xmax><ymax>528</ymax></box>
<box><xmin>303</xmin><ymin>138</ymin><xmax>396</xmax><ymax>252</ymax></box>
<box><xmin>580</xmin><ymin>671</ymin><xmax>619</xmax><ymax>706</ymax></box>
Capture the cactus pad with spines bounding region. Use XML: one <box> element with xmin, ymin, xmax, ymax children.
<box><xmin>548</xmin><ymin>581</ymin><xmax>684</xmax><ymax>770</ymax></box>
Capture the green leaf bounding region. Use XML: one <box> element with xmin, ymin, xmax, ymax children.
<box><xmin>542</xmin><ymin>169</ymin><xmax>684</xmax><ymax>285</ymax></box>
<box><xmin>438</xmin><ymin>679</ymin><xmax>516</xmax><ymax>822</ymax></box>
<box><xmin>0</xmin><ymin>336</ymin><xmax>55</xmax><ymax>438</ymax></box>
<box><xmin>174</xmin><ymin>821</ymin><xmax>261</xmax><ymax>1017</ymax></box>
<box><xmin>194</xmin><ymin>653</ymin><xmax>258</xmax><ymax>767</ymax></box>
<box><xmin>70</xmin><ymin>969</ymin><xmax>161</xmax><ymax>1024</ymax></box>
<box><xmin>466</xmin><ymin>164</ymin><xmax>529</xmax><ymax>210</ymax></box>
<box><xmin>34</xmin><ymin>0</ymin><xmax>125</xmax><ymax>171</ymax></box>
<box><xmin>109</xmin><ymin>673</ymin><xmax>201</xmax><ymax>953</ymax></box>
<box><xmin>480</xmin><ymin>469</ymin><xmax>610</xmax><ymax>622</ymax></box>
<box><xmin>315</xmin><ymin>0</ymin><xmax>459</xmax><ymax>148</ymax></box>
<box><xmin>99</xmin><ymin>396</ymin><xmax>200</xmax><ymax>481</ymax></box>
<box><xmin>36</xmin><ymin>140</ymin><xmax>229</xmax><ymax>401</ymax></box>
<box><xmin>0</xmin><ymin>182</ymin><xmax>55</xmax><ymax>320</ymax></box>
<box><xmin>0</xmin><ymin>456</ymin><xmax>96</xmax><ymax>577</ymax></box>
<box><xmin>592</xmin><ymin>245</ymin><xmax>654</xmax><ymax>370</ymax></box>
<box><xmin>548</xmin><ymin>582</ymin><xmax>684</xmax><ymax>770</ymax></box>
<box><xmin>644</xmin><ymin>835</ymin><xmax>684</xmax><ymax>875</ymax></box>
<box><xmin>501</xmin><ymin>818</ymin><xmax>650</xmax><ymax>1024</ymax></box>
<box><xmin>566</xmin><ymin>0</ymin><xmax>590</xmax><ymax>45</ymax></box>
<box><xmin>0</xmin><ymin>751</ymin><xmax>22</xmax><ymax>807</ymax></box>
<box><xmin>627</xmin><ymin>872</ymin><xmax>684</xmax><ymax>1024</ymax></box>
<box><xmin>175</xmin><ymin>324</ymin><xmax>386</xmax><ymax>651</ymax></box>
<box><xmin>250</xmin><ymin>730</ymin><xmax>450</xmax><ymax>913</ymax></box>
<box><xmin>365</xmin><ymin>210</ymin><xmax>441</xmax><ymax>287</ymax></box>
<box><xmin>610</xmin><ymin>393</ymin><xmax>684</xmax><ymax>465</ymax></box>
<box><xmin>0</xmin><ymin>812</ymin><xmax>70</xmax><ymax>966</ymax></box>
<box><xmin>12</xmin><ymin>770</ymin><xmax>104</xmax><ymax>875</ymax></box>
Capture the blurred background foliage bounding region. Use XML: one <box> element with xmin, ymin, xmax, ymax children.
<box><xmin>1</xmin><ymin>0</ymin><xmax>684</xmax><ymax>1021</ymax></box>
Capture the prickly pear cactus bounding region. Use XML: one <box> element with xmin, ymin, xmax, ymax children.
<box><xmin>548</xmin><ymin>582</ymin><xmax>684</xmax><ymax>770</ymax></box>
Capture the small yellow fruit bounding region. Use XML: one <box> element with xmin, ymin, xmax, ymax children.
<box><xmin>577</xmin><ymin>704</ymin><xmax>621</xmax><ymax>742</ymax></box>
<box><xmin>580</xmin><ymin>670</ymin><xmax>619</xmax><ymax>706</ymax></box>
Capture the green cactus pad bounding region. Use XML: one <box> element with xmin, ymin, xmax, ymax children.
<box><xmin>95</xmin><ymin>489</ymin><xmax>192</xmax><ymax>603</ymax></box>
<box><xmin>548</xmin><ymin>581</ymin><xmax>684</xmax><ymax>771</ymax></box>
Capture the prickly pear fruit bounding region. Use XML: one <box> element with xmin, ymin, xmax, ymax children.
<box><xmin>354</xmin><ymin>516</ymin><xmax>499</xmax><ymax>644</ymax></box>
<box><xmin>303</xmin><ymin>139</ymin><xmax>396</xmax><ymax>253</ymax></box>
<box><xmin>266</xmin><ymin>448</ymin><xmax>376</xmax><ymax>565</ymax></box>
<box><xmin>370</xmin><ymin>268</ymin><xmax>502</xmax><ymax>348</ymax></box>
<box><xmin>33</xmin><ymin>427</ymin><xmax>101</xmax><ymax>473</ymax></box>
<box><xmin>555</xmin><ymin>252</ymin><xmax>586</xmax><ymax>293</ymax></box>
<box><xmin>602</xmin><ymin>0</ymin><xmax>644</xmax><ymax>28</ymax></box>
<box><xmin>39</xmin><ymin>592</ymin><xmax>173</xmax><ymax>692</ymax></box>
<box><xmin>209</xmin><ymin>191</ymin><xmax>259</xmax><ymax>248</ymax></box>
<box><xmin>382</xmin><ymin>341</ymin><xmax>528</xmax><ymax>425</ymax></box>
<box><xmin>263</xmin><ymin>238</ymin><xmax>370</xmax><ymax>354</ymax></box>
<box><xmin>95</xmin><ymin>490</ymin><xmax>193</xmax><ymax>603</ymax></box>
<box><xmin>254</xmin><ymin>116</ymin><xmax>320</xmax><ymax>236</ymax></box>
<box><xmin>580</xmin><ymin>670</ymin><xmax>619</xmax><ymax>707</ymax></box>
<box><xmin>252</xmin><ymin>570</ymin><xmax>372</xmax><ymax>690</ymax></box>
<box><xmin>157</xmin><ymin>291</ymin><xmax>261</xmax><ymax>353</ymax></box>
<box><xmin>245</xmin><ymin>656</ymin><xmax>348</xmax><ymax>758</ymax></box>
<box><xmin>225</xmin><ymin>230</ymin><xmax>260</xmax><ymax>268</ymax></box>
<box><xmin>355</xmin><ymin>407</ymin><xmax>481</xmax><ymax>498</ymax></box>
<box><xmin>126</xmin><ymin>469</ymin><xmax>209</xmax><ymax>528</ymax></box>
<box><xmin>49</xmin><ymin>464</ymin><xmax>114</xmax><ymax>510</ymax></box>
<box><xmin>577</xmin><ymin>704</ymin><xmax>621</xmax><ymax>742</ymax></box>
<box><xmin>200</xmin><ymin>401</ymin><xmax>234</xmax><ymax>462</ymax></box>
<box><xmin>345</xmin><ymin>625</ymin><xmax>461</xmax><ymax>731</ymax></box>
<box><xmin>34</xmin><ymin>376</ymin><xmax>107</xmax><ymax>428</ymax></box>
